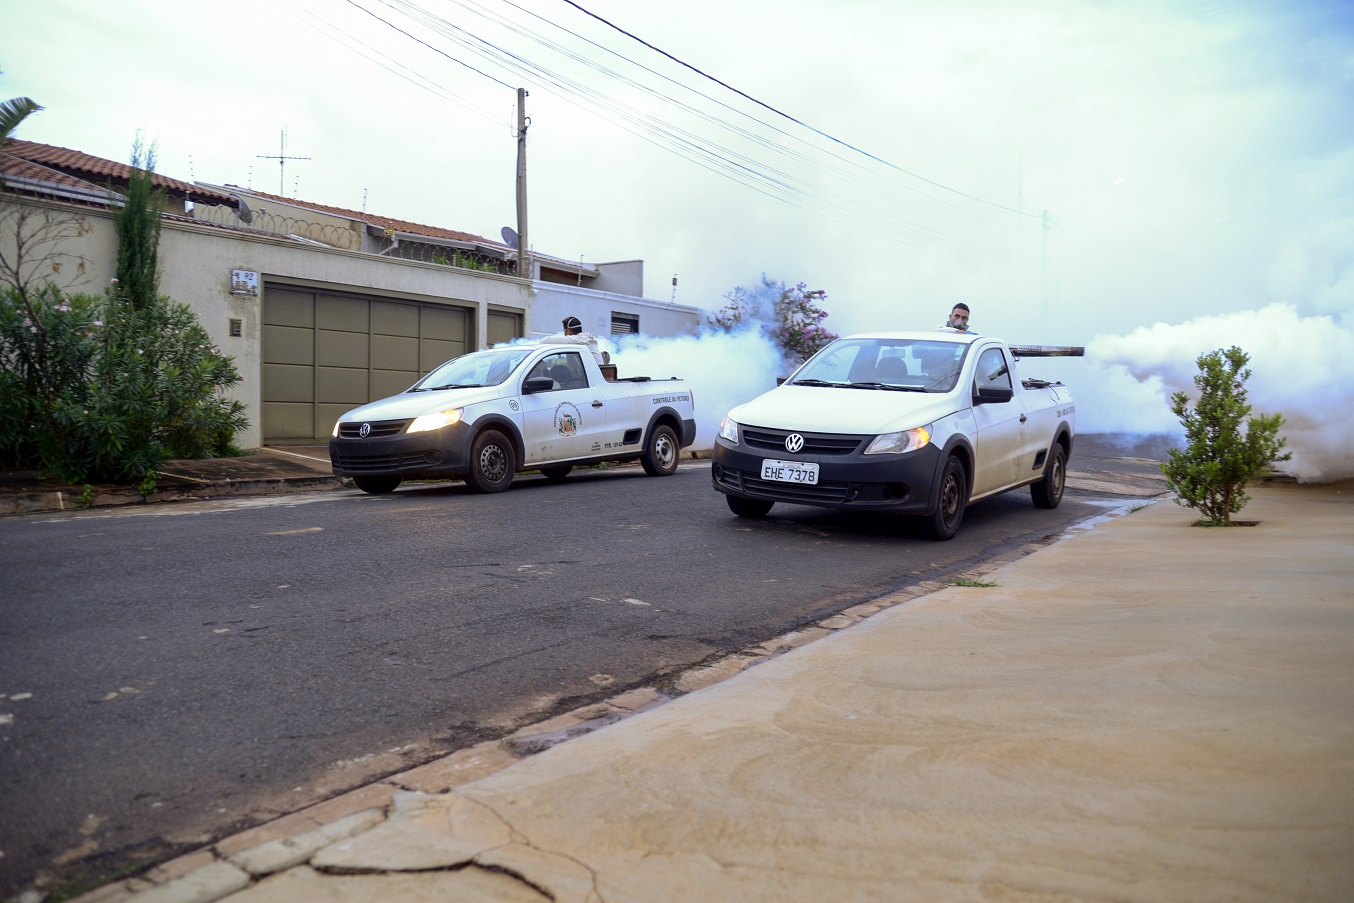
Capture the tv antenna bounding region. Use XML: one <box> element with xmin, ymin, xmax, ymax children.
<box><xmin>257</xmin><ymin>128</ymin><xmax>311</xmax><ymax>196</ymax></box>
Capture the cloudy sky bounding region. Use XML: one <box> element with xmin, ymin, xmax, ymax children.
<box><xmin>4</xmin><ymin>0</ymin><xmax>1352</xmax><ymax>478</ymax></box>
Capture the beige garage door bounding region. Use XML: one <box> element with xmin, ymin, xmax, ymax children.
<box><xmin>262</xmin><ymin>286</ymin><xmax>521</xmax><ymax>441</ymax></box>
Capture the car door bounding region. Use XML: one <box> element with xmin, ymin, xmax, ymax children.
<box><xmin>969</xmin><ymin>346</ymin><xmax>1023</xmax><ymax>495</ymax></box>
<box><xmin>517</xmin><ymin>350</ymin><xmax>608</xmax><ymax>465</ymax></box>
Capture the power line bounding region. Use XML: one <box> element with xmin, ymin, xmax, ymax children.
<box><xmin>556</xmin><ymin>0</ymin><xmax>1038</xmax><ymax>219</ymax></box>
<box><xmin>361</xmin><ymin>0</ymin><xmax>977</xmax><ymax>245</ymax></box>
<box><xmin>344</xmin><ymin>0</ymin><xmax>517</xmax><ymax>90</ymax></box>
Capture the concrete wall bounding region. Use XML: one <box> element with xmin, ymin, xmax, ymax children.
<box><xmin>3</xmin><ymin>196</ymin><xmax>531</xmax><ymax>449</ymax></box>
<box><xmin>162</xmin><ymin>223</ymin><xmax>531</xmax><ymax>447</ymax></box>
<box><xmin>591</xmin><ymin>260</ymin><xmax>644</xmax><ymax>297</ymax></box>
<box><xmin>5</xmin><ymin>194</ymin><xmax>699</xmax><ymax>452</ymax></box>
<box><xmin>527</xmin><ymin>282</ymin><xmax>701</xmax><ymax>340</ymax></box>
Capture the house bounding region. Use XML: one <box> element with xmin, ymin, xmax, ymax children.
<box><xmin>1</xmin><ymin>140</ymin><xmax>699</xmax><ymax>447</ymax></box>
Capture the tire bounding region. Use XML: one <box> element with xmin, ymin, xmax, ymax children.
<box><xmin>727</xmin><ymin>495</ymin><xmax>774</xmax><ymax>519</ymax></box>
<box><xmin>540</xmin><ymin>465</ymin><xmax>573</xmax><ymax>481</ymax></box>
<box><xmin>641</xmin><ymin>423</ymin><xmax>680</xmax><ymax>476</ymax></box>
<box><xmin>924</xmin><ymin>455</ymin><xmax>967</xmax><ymax>540</ymax></box>
<box><xmin>353</xmin><ymin>475</ymin><xmax>401</xmax><ymax>494</ymax></box>
<box><xmin>465</xmin><ymin>429</ymin><xmax>516</xmax><ymax>493</ymax></box>
<box><xmin>1031</xmin><ymin>443</ymin><xmax>1066</xmax><ymax>509</ymax></box>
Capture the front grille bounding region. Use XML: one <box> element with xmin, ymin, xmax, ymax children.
<box><xmin>742</xmin><ymin>427</ymin><xmax>864</xmax><ymax>456</ymax></box>
<box><xmin>337</xmin><ymin>419</ymin><xmax>410</xmax><ymax>439</ymax></box>
<box><xmin>331</xmin><ymin>452</ymin><xmax>431</xmax><ymax>473</ymax></box>
<box><xmin>716</xmin><ymin>467</ymin><xmax>853</xmax><ymax>504</ymax></box>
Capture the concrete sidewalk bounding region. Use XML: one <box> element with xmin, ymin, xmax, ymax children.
<box><xmin>73</xmin><ymin>480</ymin><xmax>1353</xmax><ymax>903</ymax></box>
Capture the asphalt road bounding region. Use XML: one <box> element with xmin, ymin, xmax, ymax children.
<box><xmin>0</xmin><ymin>448</ymin><xmax>1164</xmax><ymax>896</ymax></box>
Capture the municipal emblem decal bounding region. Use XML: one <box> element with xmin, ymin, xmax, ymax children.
<box><xmin>785</xmin><ymin>433</ymin><xmax>804</xmax><ymax>453</ymax></box>
<box><xmin>509</xmin><ymin>399</ymin><xmax>520</xmax><ymax>412</ymax></box>
<box><xmin>359</xmin><ymin>422</ymin><xmax>372</xmax><ymax>438</ymax></box>
<box><xmin>553</xmin><ymin>402</ymin><xmax>582</xmax><ymax>437</ymax></box>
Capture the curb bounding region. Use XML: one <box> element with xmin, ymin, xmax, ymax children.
<box><xmin>0</xmin><ymin>476</ymin><xmax>344</xmax><ymax>519</ymax></box>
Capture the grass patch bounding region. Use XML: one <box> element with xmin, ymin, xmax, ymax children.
<box><xmin>48</xmin><ymin>857</ymin><xmax>158</xmax><ymax>903</ymax></box>
<box><xmin>951</xmin><ymin>577</ymin><xmax>996</xmax><ymax>588</ymax></box>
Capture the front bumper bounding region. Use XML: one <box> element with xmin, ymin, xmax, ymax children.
<box><xmin>329</xmin><ymin>420</ymin><xmax>475</xmax><ymax>479</ymax></box>
<box><xmin>710</xmin><ymin>430</ymin><xmax>943</xmax><ymax>513</ymax></box>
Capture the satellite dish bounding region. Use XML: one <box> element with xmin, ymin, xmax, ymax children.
<box><xmin>234</xmin><ymin>197</ymin><xmax>254</xmax><ymax>224</ymax></box>
<box><xmin>501</xmin><ymin>226</ymin><xmax>519</xmax><ymax>249</ymax></box>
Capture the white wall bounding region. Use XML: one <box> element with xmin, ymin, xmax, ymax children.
<box><xmin>528</xmin><ymin>282</ymin><xmax>700</xmax><ymax>341</ymax></box>
<box><xmin>4</xmin><ymin>196</ymin><xmax>531</xmax><ymax>450</ymax></box>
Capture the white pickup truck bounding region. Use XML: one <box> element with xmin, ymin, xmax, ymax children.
<box><xmin>711</xmin><ymin>331</ymin><xmax>1079</xmax><ymax>539</ymax></box>
<box><xmin>330</xmin><ymin>342</ymin><xmax>696</xmax><ymax>494</ymax></box>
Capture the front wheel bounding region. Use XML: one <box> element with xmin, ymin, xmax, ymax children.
<box><xmin>465</xmin><ymin>430</ymin><xmax>516</xmax><ymax>493</ymax></box>
<box><xmin>353</xmin><ymin>475</ymin><xmax>401</xmax><ymax>494</ymax></box>
<box><xmin>1031</xmin><ymin>443</ymin><xmax>1066</xmax><ymax>509</ymax></box>
<box><xmin>924</xmin><ymin>455</ymin><xmax>967</xmax><ymax>540</ymax></box>
<box><xmin>727</xmin><ymin>495</ymin><xmax>774</xmax><ymax>519</ymax></box>
<box><xmin>641</xmin><ymin>424</ymin><xmax>680</xmax><ymax>476</ymax></box>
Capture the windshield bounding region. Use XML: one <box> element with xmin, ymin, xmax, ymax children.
<box><xmin>791</xmin><ymin>338</ymin><xmax>969</xmax><ymax>393</ymax></box>
<box><xmin>409</xmin><ymin>346</ymin><xmax>536</xmax><ymax>392</ymax></box>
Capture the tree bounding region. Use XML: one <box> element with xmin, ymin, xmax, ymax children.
<box><xmin>1161</xmin><ymin>346</ymin><xmax>1289</xmax><ymax>525</ymax></box>
<box><xmin>1</xmin><ymin>93</ymin><xmax>42</xmax><ymax>143</ymax></box>
<box><xmin>113</xmin><ymin>138</ymin><xmax>164</xmax><ymax>310</ymax></box>
<box><xmin>708</xmin><ymin>277</ymin><xmax>839</xmax><ymax>364</ymax></box>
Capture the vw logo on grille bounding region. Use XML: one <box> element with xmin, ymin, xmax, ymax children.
<box><xmin>785</xmin><ymin>433</ymin><xmax>805</xmax><ymax>453</ymax></box>
<box><xmin>359</xmin><ymin>422</ymin><xmax>372</xmax><ymax>438</ymax></box>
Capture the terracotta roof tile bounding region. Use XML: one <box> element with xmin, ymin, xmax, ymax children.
<box><xmin>235</xmin><ymin>188</ymin><xmax>510</xmax><ymax>250</ymax></box>
<box><xmin>1</xmin><ymin>153</ymin><xmax>113</xmax><ymax>194</ymax></box>
<box><xmin>3</xmin><ymin>140</ymin><xmax>239</xmax><ymax>207</ymax></box>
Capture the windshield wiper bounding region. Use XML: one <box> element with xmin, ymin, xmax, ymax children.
<box><xmin>846</xmin><ymin>381</ymin><xmax>924</xmax><ymax>392</ymax></box>
<box><xmin>414</xmin><ymin>382</ymin><xmax>483</xmax><ymax>392</ymax></box>
<box><xmin>791</xmin><ymin>378</ymin><xmax>844</xmax><ymax>387</ymax></box>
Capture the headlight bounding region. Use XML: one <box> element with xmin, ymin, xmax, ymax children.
<box><xmin>331</xmin><ymin>420</ymin><xmax>340</xmax><ymax>438</ymax></box>
<box><xmin>718</xmin><ymin>415</ymin><xmax>739</xmax><ymax>443</ymax></box>
<box><xmin>408</xmin><ymin>408</ymin><xmax>463</xmax><ymax>433</ymax></box>
<box><xmin>864</xmin><ymin>425</ymin><xmax>931</xmax><ymax>455</ymax></box>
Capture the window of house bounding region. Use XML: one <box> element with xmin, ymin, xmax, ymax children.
<box><xmin>611</xmin><ymin>312</ymin><xmax>640</xmax><ymax>335</ymax></box>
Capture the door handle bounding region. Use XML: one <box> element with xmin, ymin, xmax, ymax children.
<box><xmin>1019</xmin><ymin>414</ymin><xmax>1027</xmax><ymax>423</ymax></box>
<box><xmin>592</xmin><ymin>400</ymin><xmax>604</xmax><ymax>408</ymax></box>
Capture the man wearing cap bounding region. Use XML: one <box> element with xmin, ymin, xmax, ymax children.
<box><xmin>541</xmin><ymin>315</ymin><xmax>606</xmax><ymax>365</ymax></box>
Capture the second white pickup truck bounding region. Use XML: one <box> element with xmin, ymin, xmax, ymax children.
<box><xmin>711</xmin><ymin>331</ymin><xmax>1079</xmax><ymax>539</ymax></box>
<box><xmin>330</xmin><ymin>342</ymin><xmax>696</xmax><ymax>494</ymax></box>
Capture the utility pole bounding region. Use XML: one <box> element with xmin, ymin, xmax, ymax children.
<box><xmin>515</xmin><ymin>89</ymin><xmax>530</xmax><ymax>280</ymax></box>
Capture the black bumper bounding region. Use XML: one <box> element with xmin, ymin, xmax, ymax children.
<box><xmin>710</xmin><ymin>437</ymin><xmax>943</xmax><ymax>513</ymax></box>
<box><xmin>329</xmin><ymin>422</ymin><xmax>476</xmax><ymax>479</ymax></box>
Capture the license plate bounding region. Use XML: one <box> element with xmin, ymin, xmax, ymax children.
<box><xmin>761</xmin><ymin>458</ymin><xmax>819</xmax><ymax>485</ymax></box>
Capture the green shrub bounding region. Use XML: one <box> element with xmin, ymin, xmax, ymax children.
<box><xmin>0</xmin><ymin>283</ymin><xmax>248</xmax><ymax>483</ymax></box>
<box><xmin>0</xmin><ymin>283</ymin><xmax>104</xmax><ymax>468</ymax></box>
<box><xmin>1161</xmin><ymin>346</ymin><xmax>1289</xmax><ymax>525</ymax></box>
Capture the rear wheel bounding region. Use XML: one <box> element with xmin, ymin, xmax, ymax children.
<box><xmin>641</xmin><ymin>424</ymin><xmax>680</xmax><ymax>476</ymax></box>
<box><xmin>465</xmin><ymin>430</ymin><xmax>516</xmax><ymax>493</ymax></box>
<box><xmin>727</xmin><ymin>495</ymin><xmax>774</xmax><ymax>519</ymax></box>
<box><xmin>1031</xmin><ymin>443</ymin><xmax>1066</xmax><ymax>509</ymax></box>
<box><xmin>540</xmin><ymin>465</ymin><xmax>573</xmax><ymax>481</ymax></box>
<box><xmin>924</xmin><ymin>456</ymin><xmax>967</xmax><ymax>540</ymax></box>
<box><xmin>353</xmin><ymin>475</ymin><xmax>401</xmax><ymax>494</ymax></box>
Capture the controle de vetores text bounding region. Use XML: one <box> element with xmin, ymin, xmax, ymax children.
<box><xmin>711</xmin><ymin>331</ymin><xmax>1081</xmax><ymax>540</ymax></box>
<box><xmin>330</xmin><ymin>342</ymin><xmax>696</xmax><ymax>494</ymax></box>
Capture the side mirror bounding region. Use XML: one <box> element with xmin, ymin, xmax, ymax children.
<box><xmin>523</xmin><ymin>376</ymin><xmax>554</xmax><ymax>394</ymax></box>
<box><xmin>973</xmin><ymin>383</ymin><xmax>1014</xmax><ymax>404</ymax></box>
